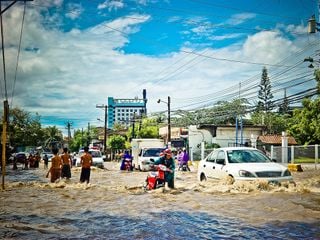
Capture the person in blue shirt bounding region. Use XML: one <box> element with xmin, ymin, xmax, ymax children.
<box><xmin>154</xmin><ymin>148</ymin><xmax>175</xmax><ymax>188</ymax></box>
<box><xmin>120</xmin><ymin>150</ymin><xmax>133</xmax><ymax>171</ymax></box>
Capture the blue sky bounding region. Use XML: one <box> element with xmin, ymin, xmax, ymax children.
<box><xmin>0</xmin><ymin>0</ymin><xmax>319</xmax><ymax>135</ymax></box>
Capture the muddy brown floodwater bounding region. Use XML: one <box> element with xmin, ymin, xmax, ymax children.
<box><xmin>1</xmin><ymin>162</ymin><xmax>320</xmax><ymax>239</ymax></box>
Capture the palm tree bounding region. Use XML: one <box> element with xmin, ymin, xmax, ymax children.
<box><xmin>43</xmin><ymin>126</ymin><xmax>63</xmax><ymax>150</ymax></box>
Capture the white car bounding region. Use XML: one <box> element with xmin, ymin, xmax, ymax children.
<box><xmin>197</xmin><ymin>147</ymin><xmax>293</xmax><ymax>184</ymax></box>
<box><xmin>76</xmin><ymin>149</ymin><xmax>105</xmax><ymax>169</ymax></box>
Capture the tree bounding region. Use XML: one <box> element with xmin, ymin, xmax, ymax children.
<box><xmin>257</xmin><ymin>67</ymin><xmax>273</xmax><ymax>112</ymax></box>
<box><xmin>43</xmin><ymin>126</ymin><xmax>63</xmax><ymax>149</ymax></box>
<box><xmin>251</xmin><ymin>111</ymin><xmax>289</xmax><ymax>134</ymax></box>
<box><xmin>69</xmin><ymin>129</ymin><xmax>84</xmax><ymax>152</ymax></box>
<box><xmin>278</xmin><ymin>89</ymin><xmax>289</xmax><ymax>114</ymax></box>
<box><xmin>108</xmin><ymin>135</ymin><xmax>126</xmax><ymax>150</ymax></box>
<box><xmin>288</xmin><ymin>97</ymin><xmax>320</xmax><ymax>145</ymax></box>
<box><xmin>8</xmin><ymin>107</ymin><xmax>44</xmax><ymax>149</ymax></box>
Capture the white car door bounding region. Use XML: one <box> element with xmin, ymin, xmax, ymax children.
<box><xmin>213</xmin><ymin>150</ymin><xmax>229</xmax><ymax>179</ymax></box>
<box><xmin>202</xmin><ymin>151</ymin><xmax>219</xmax><ymax>179</ymax></box>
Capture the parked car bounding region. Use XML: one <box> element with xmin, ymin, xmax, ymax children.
<box><xmin>197</xmin><ymin>147</ymin><xmax>293</xmax><ymax>184</ymax></box>
<box><xmin>138</xmin><ymin>147</ymin><xmax>166</xmax><ymax>171</ymax></box>
<box><xmin>75</xmin><ymin>149</ymin><xmax>104</xmax><ymax>169</ymax></box>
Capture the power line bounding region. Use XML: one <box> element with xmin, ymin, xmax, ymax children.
<box><xmin>0</xmin><ymin>1</ymin><xmax>7</xmax><ymax>100</ymax></box>
<box><xmin>11</xmin><ymin>1</ymin><xmax>27</xmax><ymax>107</ymax></box>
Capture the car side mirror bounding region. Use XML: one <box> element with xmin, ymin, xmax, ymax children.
<box><xmin>150</xmin><ymin>158</ymin><xmax>155</xmax><ymax>162</ymax></box>
<box><xmin>271</xmin><ymin>159</ymin><xmax>277</xmax><ymax>163</ymax></box>
<box><xmin>216</xmin><ymin>158</ymin><xmax>225</xmax><ymax>165</ymax></box>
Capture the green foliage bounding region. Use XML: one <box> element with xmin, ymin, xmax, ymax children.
<box><xmin>127</xmin><ymin>117</ymin><xmax>159</xmax><ymax>139</ymax></box>
<box><xmin>288</xmin><ymin>97</ymin><xmax>320</xmax><ymax>145</ymax></box>
<box><xmin>257</xmin><ymin>67</ymin><xmax>273</xmax><ymax>112</ymax></box>
<box><xmin>69</xmin><ymin>129</ymin><xmax>84</xmax><ymax>152</ymax></box>
<box><xmin>108</xmin><ymin>135</ymin><xmax>126</xmax><ymax>150</ymax></box>
<box><xmin>43</xmin><ymin>126</ymin><xmax>63</xmax><ymax>149</ymax></box>
<box><xmin>205</xmin><ymin>143</ymin><xmax>220</xmax><ymax>149</ymax></box>
<box><xmin>251</xmin><ymin>111</ymin><xmax>289</xmax><ymax>134</ymax></box>
<box><xmin>8</xmin><ymin>107</ymin><xmax>45</xmax><ymax>148</ymax></box>
<box><xmin>171</xmin><ymin>98</ymin><xmax>249</xmax><ymax>126</ymax></box>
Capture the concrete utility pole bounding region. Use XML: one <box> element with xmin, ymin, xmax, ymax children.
<box><xmin>65</xmin><ymin>121</ymin><xmax>73</xmax><ymax>146</ymax></box>
<box><xmin>157</xmin><ymin>96</ymin><xmax>171</xmax><ymax>145</ymax></box>
<box><xmin>96</xmin><ymin>104</ymin><xmax>108</xmax><ymax>152</ymax></box>
<box><xmin>1</xmin><ymin>0</ymin><xmax>33</xmax><ymax>190</ymax></box>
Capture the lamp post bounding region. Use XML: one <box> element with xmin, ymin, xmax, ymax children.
<box><xmin>157</xmin><ymin>96</ymin><xmax>171</xmax><ymax>145</ymax></box>
<box><xmin>96</xmin><ymin>104</ymin><xmax>107</xmax><ymax>152</ymax></box>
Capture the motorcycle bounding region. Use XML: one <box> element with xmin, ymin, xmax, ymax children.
<box><xmin>124</xmin><ymin>157</ymin><xmax>133</xmax><ymax>171</ymax></box>
<box><xmin>178</xmin><ymin>161</ymin><xmax>190</xmax><ymax>171</ymax></box>
<box><xmin>145</xmin><ymin>164</ymin><xmax>169</xmax><ymax>190</ymax></box>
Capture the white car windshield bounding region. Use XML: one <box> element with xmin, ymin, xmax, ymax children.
<box><xmin>227</xmin><ymin>149</ymin><xmax>270</xmax><ymax>163</ymax></box>
<box><xmin>142</xmin><ymin>148</ymin><xmax>164</xmax><ymax>157</ymax></box>
<box><xmin>89</xmin><ymin>151</ymin><xmax>101</xmax><ymax>157</ymax></box>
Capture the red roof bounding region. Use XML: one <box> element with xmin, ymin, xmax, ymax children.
<box><xmin>258</xmin><ymin>135</ymin><xmax>297</xmax><ymax>145</ymax></box>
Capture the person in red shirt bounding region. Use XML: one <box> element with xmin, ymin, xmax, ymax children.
<box><xmin>80</xmin><ymin>146</ymin><xmax>93</xmax><ymax>183</ymax></box>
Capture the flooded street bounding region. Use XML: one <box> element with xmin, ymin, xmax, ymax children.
<box><xmin>1</xmin><ymin>162</ymin><xmax>320</xmax><ymax>239</ymax></box>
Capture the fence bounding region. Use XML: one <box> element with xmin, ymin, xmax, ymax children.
<box><xmin>271</xmin><ymin>144</ymin><xmax>319</xmax><ymax>168</ymax></box>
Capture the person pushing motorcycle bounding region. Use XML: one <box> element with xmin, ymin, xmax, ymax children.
<box><xmin>153</xmin><ymin>149</ymin><xmax>175</xmax><ymax>189</ymax></box>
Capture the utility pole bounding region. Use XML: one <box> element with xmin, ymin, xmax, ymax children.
<box><xmin>1</xmin><ymin>0</ymin><xmax>33</xmax><ymax>190</ymax></box>
<box><xmin>96</xmin><ymin>104</ymin><xmax>108</xmax><ymax>152</ymax></box>
<box><xmin>168</xmin><ymin>96</ymin><xmax>171</xmax><ymax>144</ymax></box>
<box><xmin>87</xmin><ymin>122</ymin><xmax>90</xmax><ymax>147</ymax></box>
<box><xmin>157</xmin><ymin>96</ymin><xmax>171</xmax><ymax>145</ymax></box>
<box><xmin>132</xmin><ymin>112</ymin><xmax>136</xmax><ymax>140</ymax></box>
<box><xmin>65</xmin><ymin>121</ymin><xmax>73</xmax><ymax>146</ymax></box>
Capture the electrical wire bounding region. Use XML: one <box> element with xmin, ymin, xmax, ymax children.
<box><xmin>0</xmin><ymin>1</ymin><xmax>7</xmax><ymax>100</ymax></box>
<box><xmin>11</xmin><ymin>1</ymin><xmax>27</xmax><ymax>107</ymax></box>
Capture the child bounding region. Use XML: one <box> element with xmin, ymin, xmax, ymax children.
<box><xmin>46</xmin><ymin>148</ymin><xmax>62</xmax><ymax>183</ymax></box>
<box><xmin>61</xmin><ymin>148</ymin><xmax>72</xmax><ymax>179</ymax></box>
<box><xmin>80</xmin><ymin>146</ymin><xmax>93</xmax><ymax>183</ymax></box>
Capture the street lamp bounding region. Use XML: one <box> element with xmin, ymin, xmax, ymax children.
<box><xmin>157</xmin><ymin>96</ymin><xmax>171</xmax><ymax>144</ymax></box>
<box><xmin>96</xmin><ymin>104</ymin><xmax>108</xmax><ymax>152</ymax></box>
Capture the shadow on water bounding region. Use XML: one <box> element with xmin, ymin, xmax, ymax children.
<box><xmin>0</xmin><ymin>210</ymin><xmax>319</xmax><ymax>240</ymax></box>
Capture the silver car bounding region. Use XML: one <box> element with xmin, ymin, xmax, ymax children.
<box><xmin>197</xmin><ymin>147</ymin><xmax>293</xmax><ymax>184</ymax></box>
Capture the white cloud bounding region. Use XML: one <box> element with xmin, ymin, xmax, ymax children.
<box><xmin>226</xmin><ymin>13</ymin><xmax>256</xmax><ymax>25</ymax></box>
<box><xmin>65</xmin><ymin>3</ymin><xmax>84</xmax><ymax>20</ymax></box>
<box><xmin>209</xmin><ymin>33</ymin><xmax>244</xmax><ymax>41</ymax></box>
<box><xmin>98</xmin><ymin>0</ymin><xmax>125</xmax><ymax>11</ymax></box>
<box><xmin>1</xmin><ymin>3</ymin><xmax>312</xmax><ymax>134</ymax></box>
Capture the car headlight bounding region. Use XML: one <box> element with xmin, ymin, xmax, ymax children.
<box><xmin>239</xmin><ymin>170</ymin><xmax>255</xmax><ymax>178</ymax></box>
<box><xmin>283</xmin><ymin>169</ymin><xmax>291</xmax><ymax>176</ymax></box>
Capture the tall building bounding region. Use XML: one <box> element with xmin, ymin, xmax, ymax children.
<box><xmin>107</xmin><ymin>89</ymin><xmax>147</xmax><ymax>129</ymax></box>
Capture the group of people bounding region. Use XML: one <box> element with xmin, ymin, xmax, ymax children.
<box><xmin>46</xmin><ymin>146</ymin><xmax>93</xmax><ymax>184</ymax></box>
<box><xmin>119</xmin><ymin>147</ymin><xmax>190</xmax><ymax>189</ymax></box>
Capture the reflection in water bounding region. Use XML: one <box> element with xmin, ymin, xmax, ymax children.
<box><xmin>0</xmin><ymin>163</ymin><xmax>319</xmax><ymax>239</ymax></box>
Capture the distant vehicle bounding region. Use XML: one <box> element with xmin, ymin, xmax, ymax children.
<box><xmin>75</xmin><ymin>149</ymin><xmax>105</xmax><ymax>169</ymax></box>
<box><xmin>14</xmin><ymin>152</ymin><xmax>27</xmax><ymax>164</ymax></box>
<box><xmin>138</xmin><ymin>147</ymin><xmax>166</xmax><ymax>171</ymax></box>
<box><xmin>131</xmin><ymin>138</ymin><xmax>165</xmax><ymax>171</ymax></box>
<box><xmin>197</xmin><ymin>147</ymin><xmax>293</xmax><ymax>184</ymax></box>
